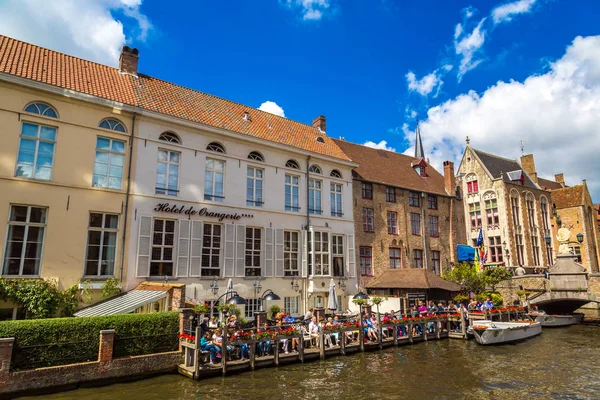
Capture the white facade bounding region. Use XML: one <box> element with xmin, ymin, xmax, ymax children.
<box><xmin>127</xmin><ymin>116</ymin><xmax>357</xmax><ymax>317</ymax></box>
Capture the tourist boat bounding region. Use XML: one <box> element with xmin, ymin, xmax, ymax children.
<box><xmin>468</xmin><ymin>320</ymin><xmax>542</xmax><ymax>345</ymax></box>
<box><xmin>529</xmin><ymin>311</ymin><xmax>584</xmax><ymax>327</ymax></box>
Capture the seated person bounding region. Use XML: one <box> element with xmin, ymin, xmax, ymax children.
<box><xmin>200</xmin><ymin>331</ymin><xmax>219</xmax><ymax>363</ymax></box>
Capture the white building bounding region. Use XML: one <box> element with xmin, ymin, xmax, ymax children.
<box><xmin>127</xmin><ymin>99</ymin><xmax>357</xmax><ymax>319</ymax></box>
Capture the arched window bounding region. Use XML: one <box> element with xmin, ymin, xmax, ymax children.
<box><xmin>248</xmin><ymin>151</ymin><xmax>265</xmax><ymax>162</ymax></box>
<box><xmin>99</xmin><ymin>118</ymin><xmax>126</xmax><ymax>133</ymax></box>
<box><xmin>540</xmin><ymin>196</ymin><xmax>550</xmax><ymax>233</ymax></box>
<box><xmin>159</xmin><ymin>132</ymin><xmax>181</xmax><ymax>144</ymax></box>
<box><xmin>465</xmin><ymin>173</ymin><xmax>478</xmax><ymax>194</ymax></box>
<box><xmin>316</xmin><ymin>136</ymin><xmax>325</xmax><ymax>143</ymax></box>
<box><xmin>511</xmin><ymin>189</ymin><xmax>525</xmax><ymax>265</ymax></box>
<box><xmin>330</xmin><ymin>169</ymin><xmax>342</xmax><ymax>179</ymax></box>
<box><xmin>206</xmin><ymin>142</ymin><xmax>225</xmax><ymax>153</ymax></box>
<box><xmin>24</xmin><ymin>102</ymin><xmax>58</xmax><ymax>118</ymax></box>
<box><xmin>309</xmin><ymin>165</ymin><xmax>322</xmax><ymax>174</ymax></box>
<box><xmin>285</xmin><ymin>159</ymin><xmax>300</xmax><ymax>170</ymax></box>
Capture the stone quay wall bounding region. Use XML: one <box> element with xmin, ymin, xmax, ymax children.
<box><xmin>0</xmin><ymin>329</ymin><xmax>182</xmax><ymax>396</ymax></box>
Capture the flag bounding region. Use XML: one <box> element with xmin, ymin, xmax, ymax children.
<box><xmin>475</xmin><ymin>228</ymin><xmax>483</xmax><ymax>247</ymax></box>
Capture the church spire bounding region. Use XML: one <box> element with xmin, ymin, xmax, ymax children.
<box><xmin>415</xmin><ymin>121</ymin><xmax>425</xmax><ymax>159</ymax></box>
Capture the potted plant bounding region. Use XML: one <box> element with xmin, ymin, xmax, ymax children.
<box><xmin>269</xmin><ymin>304</ymin><xmax>281</xmax><ymax>320</ymax></box>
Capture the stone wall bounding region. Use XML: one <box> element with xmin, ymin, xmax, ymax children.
<box><xmin>495</xmin><ymin>276</ymin><xmax>548</xmax><ymax>306</ymax></box>
<box><xmin>0</xmin><ymin>329</ymin><xmax>182</xmax><ymax>396</ymax></box>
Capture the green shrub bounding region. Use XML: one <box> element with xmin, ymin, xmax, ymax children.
<box><xmin>0</xmin><ymin>312</ymin><xmax>179</xmax><ymax>370</ymax></box>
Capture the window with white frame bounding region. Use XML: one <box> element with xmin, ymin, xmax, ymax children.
<box><xmin>155</xmin><ymin>150</ymin><xmax>179</xmax><ymax>196</ymax></box>
<box><xmin>205</xmin><ymin>158</ymin><xmax>225</xmax><ymax>202</ymax></box>
<box><xmin>485</xmin><ymin>196</ymin><xmax>499</xmax><ymax>225</ymax></box>
<box><xmin>332</xmin><ymin>235</ymin><xmax>344</xmax><ymax>277</ymax></box>
<box><xmin>201</xmin><ymin>223</ymin><xmax>221</xmax><ymax>276</ymax></box>
<box><xmin>285</xmin><ymin>174</ymin><xmax>300</xmax><ymax>212</ymax></box>
<box><xmin>150</xmin><ymin>219</ymin><xmax>175</xmax><ymax>276</ymax></box>
<box><xmin>284</xmin><ymin>231</ymin><xmax>299</xmax><ymax>277</ymax></box>
<box><xmin>526</xmin><ymin>194</ymin><xmax>536</xmax><ymax>229</ymax></box>
<box><xmin>2</xmin><ymin>205</ymin><xmax>47</xmax><ymax>276</ymax></box>
<box><xmin>93</xmin><ymin>137</ymin><xmax>125</xmax><ymax>189</ymax></box>
<box><xmin>469</xmin><ymin>202</ymin><xmax>482</xmax><ymax>228</ymax></box>
<box><xmin>466</xmin><ymin>174</ymin><xmax>478</xmax><ymax>193</ymax></box>
<box><xmin>15</xmin><ymin>122</ymin><xmax>56</xmax><ymax>181</ymax></box>
<box><xmin>99</xmin><ymin>118</ymin><xmax>126</xmax><ymax>133</ymax></box>
<box><xmin>308</xmin><ymin>231</ymin><xmax>329</xmax><ymax>276</ymax></box>
<box><xmin>284</xmin><ymin>296</ymin><xmax>300</xmax><ymax>315</ymax></box>
<box><xmin>84</xmin><ymin>213</ymin><xmax>118</xmax><ymax>276</ymax></box>
<box><xmin>541</xmin><ymin>197</ymin><xmax>550</xmax><ymax>235</ymax></box>
<box><xmin>245</xmin><ymin>227</ymin><xmax>261</xmax><ymax>277</ymax></box>
<box><xmin>489</xmin><ymin>236</ymin><xmax>503</xmax><ymax>263</ymax></box>
<box><xmin>309</xmin><ymin>179</ymin><xmax>322</xmax><ymax>215</ymax></box>
<box><xmin>246</xmin><ymin>167</ymin><xmax>264</xmax><ymax>207</ymax></box>
<box><xmin>330</xmin><ymin>183</ymin><xmax>343</xmax><ymax>217</ymax></box>
<box><xmin>569</xmin><ymin>245</ymin><xmax>582</xmax><ymax>263</ymax></box>
<box><xmin>245</xmin><ymin>298</ymin><xmax>262</xmax><ymax>319</ymax></box>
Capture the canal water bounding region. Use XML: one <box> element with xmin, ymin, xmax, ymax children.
<box><xmin>26</xmin><ymin>325</ymin><xmax>600</xmax><ymax>400</ymax></box>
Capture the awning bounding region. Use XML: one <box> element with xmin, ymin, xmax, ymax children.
<box><xmin>74</xmin><ymin>290</ymin><xmax>168</xmax><ymax>317</ymax></box>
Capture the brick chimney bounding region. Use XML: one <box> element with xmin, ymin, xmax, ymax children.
<box><xmin>443</xmin><ymin>161</ymin><xmax>455</xmax><ymax>195</ymax></box>
<box><xmin>555</xmin><ymin>173</ymin><xmax>565</xmax><ymax>186</ymax></box>
<box><xmin>312</xmin><ymin>115</ymin><xmax>326</xmax><ymax>132</ymax></box>
<box><xmin>520</xmin><ymin>154</ymin><xmax>537</xmax><ymax>184</ymax></box>
<box><xmin>119</xmin><ymin>46</ymin><xmax>139</xmax><ymax>75</ymax></box>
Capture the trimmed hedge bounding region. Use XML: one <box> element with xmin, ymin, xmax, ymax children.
<box><xmin>0</xmin><ymin>312</ymin><xmax>179</xmax><ymax>370</ymax></box>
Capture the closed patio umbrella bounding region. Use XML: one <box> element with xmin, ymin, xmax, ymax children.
<box><xmin>327</xmin><ymin>278</ymin><xmax>338</xmax><ymax>313</ymax></box>
<box><xmin>225</xmin><ymin>278</ymin><xmax>233</xmax><ymax>301</ymax></box>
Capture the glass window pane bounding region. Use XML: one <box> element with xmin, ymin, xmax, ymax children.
<box><xmin>111</xmin><ymin>140</ymin><xmax>125</xmax><ymax>153</ymax></box>
<box><xmin>85</xmin><ymin>260</ymin><xmax>99</xmax><ymax>276</ymax></box>
<box><xmin>21</xmin><ymin>122</ymin><xmax>39</xmax><ymax>137</ymax></box>
<box><xmin>29</xmin><ymin>207</ymin><xmax>46</xmax><ymax>223</ymax></box>
<box><xmin>108</xmin><ymin>177</ymin><xmax>121</xmax><ymax>189</ymax></box>
<box><xmin>36</xmin><ymin>154</ymin><xmax>53</xmax><ymax>167</ymax></box>
<box><xmin>17</xmin><ymin>152</ymin><xmax>35</xmax><ymax>165</ymax></box>
<box><xmin>170</xmin><ymin>152</ymin><xmax>180</xmax><ymax>163</ymax></box>
<box><xmin>104</xmin><ymin>215</ymin><xmax>118</xmax><ymax>229</ymax></box>
<box><xmin>19</xmin><ymin>138</ymin><xmax>36</xmax><ymax>152</ymax></box>
<box><xmin>21</xmin><ymin>259</ymin><xmax>39</xmax><ymax>275</ymax></box>
<box><xmin>40</xmin><ymin>126</ymin><xmax>56</xmax><ymax>141</ymax></box>
<box><xmin>97</xmin><ymin>137</ymin><xmax>111</xmax><ymax>150</ymax></box>
<box><xmin>34</xmin><ymin>166</ymin><xmax>52</xmax><ymax>180</ymax></box>
<box><xmin>95</xmin><ymin>151</ymin><xmax>109</xmax><ymax>164</ymax></box>
<box><xmin>158</xmin><ymin>151</ymin><xmax>168</xmax><ymax>162</ymax></box>
<box><xmin>110</xmin><ymin>155</ymin><xmax>124</xmax><ymax>167</ymax></box>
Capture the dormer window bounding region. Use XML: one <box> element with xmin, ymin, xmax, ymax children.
<box><xmin>415</xmin><ymin>166</ymin><xmax>426</xmax><ymax>177</ymax></box>
<box><xmin>412</xmin><ymin>158</ymin><xmax>427</xmax><ymax>177</ymax></box>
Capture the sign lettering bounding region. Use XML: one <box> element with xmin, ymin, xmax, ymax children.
<box><xmin>154</xmin><ymin>203</ymin><xmax>254</xmax><ymax>221</ymax></box>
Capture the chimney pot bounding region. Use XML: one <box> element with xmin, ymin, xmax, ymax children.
<box><xmin>119</xmin><ymin>46</ymin><xmax>139</xmax><ymax>75</ymax></box>
<box><xmin>520</xmin><ymin>154</ymin><xmax>537</xmax><ymax>184</ymax></box>
<box><xmin>312</xmin><ymin>115</ymin><xmax>326</xmax><ymax>132</ymax></box>
<box><xmin>555</xmin><ymin>173</ymin><xmax>565</xmax><ymax>185</ymax></box>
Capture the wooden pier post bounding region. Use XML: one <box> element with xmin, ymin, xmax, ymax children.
<box><xmin>274</xmin><ymin>336</ymin><xmax>280</xmax><ymax>367</ymax></box>
<box><xmin>222</xmin><ymin>333</ymin><xmax>228</xmax><ymax>375</ymax></box>
<box><xmin>359</xmin><ymin>323</ymin><xmax>365</xmax><ymax>352</ymax></box>
<box><xmin>194</xmin><ymin>327</ymin><xmax>201</xmax><ymax>377</ymax></box>
<box><xmin>319</xmin><ymin>330</ymin><xmax>325</xmax><ymax>360</ymax></box>
<box><xmin>460</xmin><ymin>309</ymin><xmax>467</xmax><ymax>338</ymax></box>
<box><xmin>298</xmin><ymin>334</ymin><xmax>305</xmax><ymax>363</ymax></box>
<box><xmin>435</xmin><ymin>319</ymin><xmax>440</xmax><ymax>339</ymax></box>
<box><xmin>249</xmin><ymin>340</ymin><xmax>256</xmax><ymax>370</ymax></box>
<box><xmin>423</xmin><ymin>323</ymin><xmax>427</xmax><ymax>341</ymax></box>
<box><xmin>408</xmin><ymin>323</ymin><xmax>413</xmax><ymax>344</ymax></box>
<box><xmin>392</xmin><ymin>325</ymin><xmax>398</xmax><ymax>346</ymax></box>
<box><xmin>340</xmin><ymin>330</ymin><xmax>346</xmax><ymax>355</ymax></box>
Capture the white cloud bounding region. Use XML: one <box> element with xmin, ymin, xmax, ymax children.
<box><xmin>411</xmin><ymin>35</ymin><xmax>600</xmax><ymax>199</ymax></box>
<box><xmin>454</xmin><ymin>18</ymin><xmax>487</xmax><ymax>81</ymax></box>
<box><xmin>258</xmin><ymin>101</ymin><xmax>286</xmax><ymax>117</ymax></box>
<box><xmin>0</xmin><ymin>0</ymin><xmax>152</xmax><ymax>66</ymax></box>
<box><xmin>363</xmin><ymin>140</ymin><xmax>396</xmax><ymax>152</ymax></box>
<box><xmin>406</xmin><ymin>70</ymin><xmax>444</xmax><ymax>97</ymax></box>
<box><xmin>283</xmin><ymin>0</ymin><xmax>331</xmax><ymax>21</ymax></box>
<box><xmin>492</xmin><ymin>0</ymin><xmax>536</xmax><ymax>24</ymax></box>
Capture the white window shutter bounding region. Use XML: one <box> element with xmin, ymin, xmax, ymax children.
<box><xmin>347</xmin><ymin>234</ymin><xmax>356</xmax><ymax>278</ymax></box>
<box><xmin>224</xmin><ymin>223</ymin><xmax>235</xmax><ymax>277</ymax></box>
<box><xmin>189</xmin><ymin>221</ymin><xmax>203</xmax><ymax>277</ymax></box>
<box><xmin>309</xmin><ymin>226</ymin><xmax>315</xmax><ymax>277</ymax></box>
<box><xmin>264</xmin><ymin>227</ymin><xmax>274</xmax><ymax>277</ymax></box>
<box><xmin>301</xmin><ymin>229</ymin><xmax>308</xmax><ymax>278</ymax></box>
<box><xmin>177</xmin><ymin>219</ymin><xmax>190</xmax><ymax>277</ymax></box>
<box><xmin>275</xmin><ymin>228</ymin><xmax>284</xmax><ymax>277</ymax></box>
<box><xmin>235</xmin><ymin>225</ymin><xmax>246</xmax><ymax>277</ymax></box>
<box><xmin>136</xmin><ymin>216</ymin><xmax>152</xmax><ymax>277</ymax></box>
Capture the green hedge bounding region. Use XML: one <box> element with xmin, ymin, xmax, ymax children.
<box><xmin>0</xmin><ymin>312</ymin><xmax>179</xmax><ymax>370</ymax></box>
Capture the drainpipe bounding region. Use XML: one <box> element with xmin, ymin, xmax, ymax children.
<box><xmin>422</xmin><ymin>192</ymin><xmax>429</xmax><ymax>270</ymax></box>
<box><xmin>119</xmin><ymin>112</ymin><xmax>137</xmax><ymax>284</ymax></box>
<box><xmin>305</xmin><ymin>156</ymin><xmax>311</xmax><ymax>314</ymax></box>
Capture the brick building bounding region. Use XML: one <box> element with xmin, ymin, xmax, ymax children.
<box><xmin>333</xmin><ymin>130</ymin><xmax>465</xmax><ymax>291</ymax></box>
<box><xmin>521</xmin><ymin>154</ymin><xmax>600</xmax><ymax>272</ymax></box>
<box><xmin>457</xmin><ymin>141</ymin><xmax>556</xmax><ymax>270</ymax></box>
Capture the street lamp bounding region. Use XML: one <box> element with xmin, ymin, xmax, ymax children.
<box><xmin>253</xmin><ymin>278</ymin><xmax>263</xmax><ymax>298</ymax></box>
<box><xmin>577</xmin><ymin>233</ymin><xmax>584</xmax><ymax>244</ymax></box>
<box><xmin>353</xmin><ymin>291</ymin><xmax>369</xmax><ymax>300</ymax></box>
<box><xmin>503</xmin><ymin>241</ymin><xmax>511</xmax><ymax>266</ymax></box>
<box><xmin>544</xmin><ymin>236</ymin><xmax>552</xmax><ymax>247</ymax></box>
<box><xmin>290</xmin><ymin>277</ymin><xmax>300</xmax><ymax>293</ymax></box>
<box><xmin>338</xmin><ymin>277</ymin><xmax>347</xmax><ymax>290</ymax></box>
<box><xmin>211</xmin><ymin>290</ymin><xmax>246</xmax><ymax>323</ymax></box>
<box><xmin>209</xmin><ymin>277</ymin><xmax>219</xmax><ymax>296</ymax></box>
<box><xmin>259</xmin><ymin>289</ymin><xmax>281</xmax><ymax>312</ymax></box>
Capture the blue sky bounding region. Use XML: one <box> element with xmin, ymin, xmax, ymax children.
<box><xmin>2</xmin><ymin>0</ymin><xmax>600</xmax><ymax>199</ymax></box>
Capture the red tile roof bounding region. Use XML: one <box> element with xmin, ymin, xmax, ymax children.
<box><xmin>0</xmin><ymin>35</ymin><xmax>350</xmax><ymax>161</ymax></box>
<box><xmin>552</xmin><ymin>185</ymin><xmax>585</xmax><ymax>209</ymax></box>
<box><xmin>538</xmin><ymin>177</ymin><xmax>565</xmax><ymax>190</ymax></box>
<box><xmin>333</xmin><ymin>139</ymin><xmax>450</xmax><ymax>196</ymax></box>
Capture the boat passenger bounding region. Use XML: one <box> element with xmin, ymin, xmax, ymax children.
<box><xmin>483</xmin><ymin>297</ymin><xmax>494</xmax><ymax>310</ymax></box>
<box><xmin>257</xmin><ymin>323</ymin><xmax>271</xmax><ymax>357</ymax></box>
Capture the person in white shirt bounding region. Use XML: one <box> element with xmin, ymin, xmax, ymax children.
<box><xmin>308</xmin><ymin>316</ymin><xmax>320</xmax><ymax>346</ymax></box>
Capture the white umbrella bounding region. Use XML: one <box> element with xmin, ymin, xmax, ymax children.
<box><xmin>225</xmin><ymin>278</ymin><xmax>234</xmax><ymax>301</ymax></box>
<box><xmin>327</xmin><ymin>278</ymin><xmax>338</xmax><ymax>313</ymax></box>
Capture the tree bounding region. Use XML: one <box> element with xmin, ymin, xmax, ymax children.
<box><xmin>442</xmin><ymin>262</ymin><xmax>486</xmax><ymax>294</ymax></box>
<box><xmin>483</xmin><ymin>267</ymin><xmax>513</xmax><ymax>291</ymax></box>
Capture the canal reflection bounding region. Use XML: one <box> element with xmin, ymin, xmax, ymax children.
<box><xmin>28</xmin><ymin>325</ymin><xmax>600</xmax><ymax>400</ymax></box>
